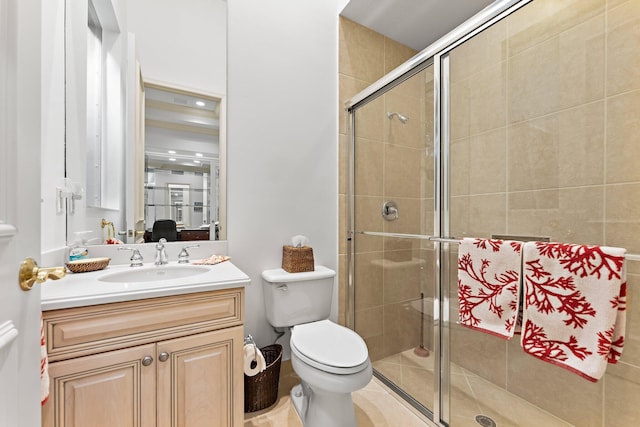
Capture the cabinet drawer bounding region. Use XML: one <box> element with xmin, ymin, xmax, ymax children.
<box><xmin>43</xmin><ymin>288</ymin><xmax>243</xmax><ymax>362</ymax></box>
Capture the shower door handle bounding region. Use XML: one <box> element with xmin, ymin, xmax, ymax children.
<box><xmin>382</xmin><ymin>201</ymin><xmax>398</xmax><ymax>221</ymax></box>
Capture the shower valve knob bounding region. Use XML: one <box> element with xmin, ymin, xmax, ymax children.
<box><xmin>382</xmin><ymin>201</ymin><xmax>399</xmax><ymax>221</ymax></box>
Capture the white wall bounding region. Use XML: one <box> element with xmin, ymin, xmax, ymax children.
<box><xmin>41</xmin><ymin>0</ymin><xmax>67</xmax><ymax>253</ymax></box>
<box><xmin>126</xmin><ymin>0</ymin><xmax>226</xmax><ymax>95</ymax></box>
<box><xmin>228</xmin><ymin>1</ymin><xmax>342</xmax><ymax>351</ymax></box>
<box><xmin>64</xmin><ymin>0</ymin><xmax>128</xmax><ymax>246</ymax></box>
<box><xmin>41</xmin><ymin>0</ymin><xmax>129</xmax><ymax>253</ymax></box>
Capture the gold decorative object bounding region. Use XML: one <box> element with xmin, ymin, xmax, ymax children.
<box><xmin>101</xmin><ymin>218</ymin><xmax>115</xmax><ymax>240</ymax></box>
<box><xmin>19</xmin><ymin>258</ymin><xmax>66</xmax><ymax>291</ymax></box>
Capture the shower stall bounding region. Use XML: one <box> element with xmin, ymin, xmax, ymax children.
<box><xmin>345</xmin><ymin>0</ymin><xmax>640</xmax><ymax>426</ymax></box>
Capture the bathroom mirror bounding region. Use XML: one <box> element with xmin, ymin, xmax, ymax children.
<box><xmin>143</xmin><ymin>83</ymin><xmax>222</xmax><ymax>242</ymax></box>
<box><xmin>63</xmin><ymin>0</ymin><xmax>227</xmax><ymax>245</ymax></box>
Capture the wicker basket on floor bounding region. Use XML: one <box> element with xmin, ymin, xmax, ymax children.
<box><xmin>244</xmin><ymin>344</ymin><xmax>283</xmax><ymax>413</ymax></box>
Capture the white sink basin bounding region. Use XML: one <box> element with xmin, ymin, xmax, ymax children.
<box><xmin>98</xmin><ymin>265</ymin><xmax>210</xmax><ymax>283</ymax></box>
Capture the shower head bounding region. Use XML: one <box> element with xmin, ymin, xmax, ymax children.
<box><xmin>387</xmin><ymin>111</ymin><xmax>409</xmax><ymax>124</ymax></box>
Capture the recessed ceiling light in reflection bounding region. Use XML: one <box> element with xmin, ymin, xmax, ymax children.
<box><xmin>168</xmin><ymin>150</ymin><xmax>176</xmax><ymax>154</ymax></box>
<box><xmin>195</xmin><ymin>153</ymin><xmax>203</xmax><ymax>157</ymax></box>
<box><xmin>169</xmin><ymin>158</ymin><xmax>176</xmax><ymax>161</ymax></box>
<box><xmin>193</xmin><ymin>160</ymin><xmax>201</xmax><ymax>164</ymax></box>
<box><xmin>196</xmin><ymin>101</ymin><xmax>205</xmax><ymax>107</ymax></box>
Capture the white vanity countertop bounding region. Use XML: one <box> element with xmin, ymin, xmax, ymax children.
<box><xmin>41</xmin><ymin>261</ymin><xmax>250</xmax><ymax>311</ymax></box>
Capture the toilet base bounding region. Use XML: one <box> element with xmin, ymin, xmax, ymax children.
<box><xmin>290</xmin><ymin>384</ymin><xmax>307</xmax><ymax>420</ymax></box>
<box><xmin>290</xmin><ymin>382</ymin><xmax>358</xmax><ymax>427</ymax></box>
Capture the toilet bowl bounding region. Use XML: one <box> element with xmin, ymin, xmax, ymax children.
<box><xmin>262</xmin><ymin>266</ymin><xmax>372</xmax><ymax>427</ymax></box>
<box><xmin>289</xmin><ymin>319</ymin><xmax>372</xmax><ymax>427</ymax></box>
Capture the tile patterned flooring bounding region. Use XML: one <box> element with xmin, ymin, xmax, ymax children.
<box><xmin>244</xmin><ymin>361</ymin><xmax>429</xmax><ymax>427</ymax></box>
<box><xmin>374</xmin><ymin>349</ymin><xmax>572</xmax><ymax>427</ymax></box>
<box><xmin>245</xmin><ymin>349</ymin><xmax>573</xmax><ymax>426</ymax></box>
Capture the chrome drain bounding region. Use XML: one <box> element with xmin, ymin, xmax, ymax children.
<box><xmin>475</xmin><ymin>415</ymin><xmax>497</xmax><ymax>427</ymax></box>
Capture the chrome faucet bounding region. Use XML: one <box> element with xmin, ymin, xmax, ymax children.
<box><xmin>178</xmin><ymin>244</ymin><xmax>200</xmax><ymax>264</ymax></box>
<box><xmin>118</xmin><ymin>247</ymin><xmax>144</xmax><ymax>267</ymax></box>
<box><xmin>155</xmin><ymin>238</ymin><xmax>168</xmax><ymax>265</ymax></box>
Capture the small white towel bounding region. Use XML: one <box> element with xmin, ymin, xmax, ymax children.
<box><xmin>457</xmin><ymin>238</ymin><xmax>523</xmax><ymax>339</ymax></box>
<box><xmin>520</xmin><ymin>242</ymin><xmax>627</xmax><ymax>382</ymax></box>
<box><xmin>243</xmin><ymin>343</ymin><xmax>266</xmax><ymax>377</ymax></box>
<box><xmin>192</xmin><ymin>254</ymin><xmax>230</xmax><ymax>265</ymax></box>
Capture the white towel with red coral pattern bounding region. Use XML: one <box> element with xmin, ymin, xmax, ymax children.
<box><xmin>41</xmin><ymin>315</ymin><xmax>50</xmax><ymax>405</ymax></box>
<box><xmin>457</xmin><ymin>238</ymin><xmax>523</xmax><ymax>339</ymax></box>
<box><xmin>520</xmin><ymin>242</ymin><xmax>627</xmax><ymax>382</ymax></box>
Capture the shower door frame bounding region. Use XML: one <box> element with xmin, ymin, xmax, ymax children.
<box><xmin>345</xmin><ymin>0</ymin><xmax>531</xmax><ymax>425</ymax></box>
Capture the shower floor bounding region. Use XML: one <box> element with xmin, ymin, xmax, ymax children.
<box><xmin>373</xmin><ymin>349</ymin><xmax>572</xmax><ymax>427</ymax></box>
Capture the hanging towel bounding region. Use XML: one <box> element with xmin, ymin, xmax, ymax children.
<box><xmin>608</xmin><ymin>279</ymin><xmax>627</xmax><ymax>364</ymax></box>
<box><xmin>457</xmin><ymin>238</ymin><xmax>523</xmax><ymax>339</ymax></box>
<box><xmin>520</xmin><ymin>242</ymin><xmax>627</xmax><ymax>382</ymax></box>
<box><xmin>41</xmin><ymin>315</ymin><xmax>50</xmax><ymax>405</ymax></box>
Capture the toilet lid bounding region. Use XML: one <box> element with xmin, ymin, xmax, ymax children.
<box><xmin>291</xmin><ymin>320</ymin><xmax>369</xmax><ymax>374</ymax></box>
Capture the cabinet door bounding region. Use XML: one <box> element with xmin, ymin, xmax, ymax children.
<box><xmin>42</xmin><ymin>343</ymin><xmax>156</xmax><ymax>427</ymax></box>
<box><xmin>157</xmin><ymin>326</ymin><xmax>243</xmax><ymax>427</ymax></box>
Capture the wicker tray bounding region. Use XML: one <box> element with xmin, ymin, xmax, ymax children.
<box><xmin>244</xmin><ymin>344</ymin><xmax>283</xmax><ymax>413</ymax></box>
<box><xmin>66</xmin><ymin>257</ymin><xmax>110</xmax><ymax>273</ymax></box>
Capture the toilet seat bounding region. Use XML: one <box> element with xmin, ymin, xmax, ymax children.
<box><xmin>291</xmin><ymin>320</ymin><xmax>369</xmax><ymax>374</ymax></box>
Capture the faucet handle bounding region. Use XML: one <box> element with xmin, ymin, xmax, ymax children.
<box><xmin>118</xmin><ymin>247</ymin><xmax>144</xmax><ymax>267</ymax></box>
<box><xmin>178</xmin><ymin>244</ymin><xmax>200</xmax><ymax>264</ymax></box>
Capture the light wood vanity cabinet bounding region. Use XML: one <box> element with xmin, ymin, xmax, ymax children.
<box><xmin>42</xmin><ymin>288</ymin><xmax>244</xmax><ymax>427</ymax></box>
<box><xmin>42</xmin><ymin>343</ymin><xmax>157</xmax><ymax>427</ymax></box>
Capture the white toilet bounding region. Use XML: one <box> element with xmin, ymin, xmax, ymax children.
<box><xmin>262</xmin><ymin>266</ymin><xmax>372</xmax><ymax>427</ymax></box>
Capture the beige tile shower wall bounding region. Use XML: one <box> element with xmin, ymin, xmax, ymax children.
<box><xmin>339</xmin><ymin>17</ymin><xmax>384</xmax><ymax>329</ymax></box>
<box><xmin>339</xmin><ymin>17</ymin><xmax>424</xmax><ymax>362</ymax></box>
<box><xmin>448</xmin><ymin>0</ymin><xmax>640</xmax><ymax>425</ymax></box>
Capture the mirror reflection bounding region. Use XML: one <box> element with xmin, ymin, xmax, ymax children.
<box><xmin>61</xmin><ymin>0</ymin><xmax>227</xmax><ymax>246</ymax></box>
<box><xmin>143</xmin><ymin>84</ymin><xmax>221</xmax><ymax>242</ymax></box>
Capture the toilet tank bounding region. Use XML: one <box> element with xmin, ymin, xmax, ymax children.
<box><xmin>262</xmin><ymin>265</ymin><xmax>336</xmax><ymax>328</ymax></box>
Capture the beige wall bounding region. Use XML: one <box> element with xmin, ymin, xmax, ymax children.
<box><xmin>351</xmin><ymin>68</ymin><xmax>435</xmax><ymax>363</ymax></box>
<box><xmin>338</xmin><ymin>17</ymin><xmax>418</xmax><ymax>331</ymax></box>
<box><xmin>339</xmin><ymin>19</ymin><xmax>435</xmax><ymax>364</ymax></box>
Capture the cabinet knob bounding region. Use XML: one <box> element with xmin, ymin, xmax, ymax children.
<box><xmin>158</xmin><ymin>352</ymin><xmax>169</xmax><ymax>362</ymax></box>
<box><xmin>142</xmin><ymin>356</ymin><xmax>153</xmax><ymax>366</ymax></box>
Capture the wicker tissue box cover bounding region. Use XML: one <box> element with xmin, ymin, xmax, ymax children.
<box><xmin>282</xmin><ymin>245</ymin><xmax>314</xmax><ymax>273</ymax></box>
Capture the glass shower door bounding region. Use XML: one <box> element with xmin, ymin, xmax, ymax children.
<box><xmin>350</xmin><ymin>65</ymin><xmax>437</xmax><ymax>417</ymax></box>
<box><xmin>443</xmin><ymin>1</ymin><xmax>623</xmax><ymax>425</ymax></box>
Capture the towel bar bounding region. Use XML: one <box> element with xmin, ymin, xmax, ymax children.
<box><xmin>431</xmin><ymin>237</ymin><xmax>640</xmax><ymax>261</ymax></box>
<box><xmin>353</xmin><ymin>231</ymin><xmax>640</xmax><ymax>261</ymax></box>
<box><xmin>626</xmin><ymin>253</ymin><xmax>640</xmax><ymax>262</ymax></box>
